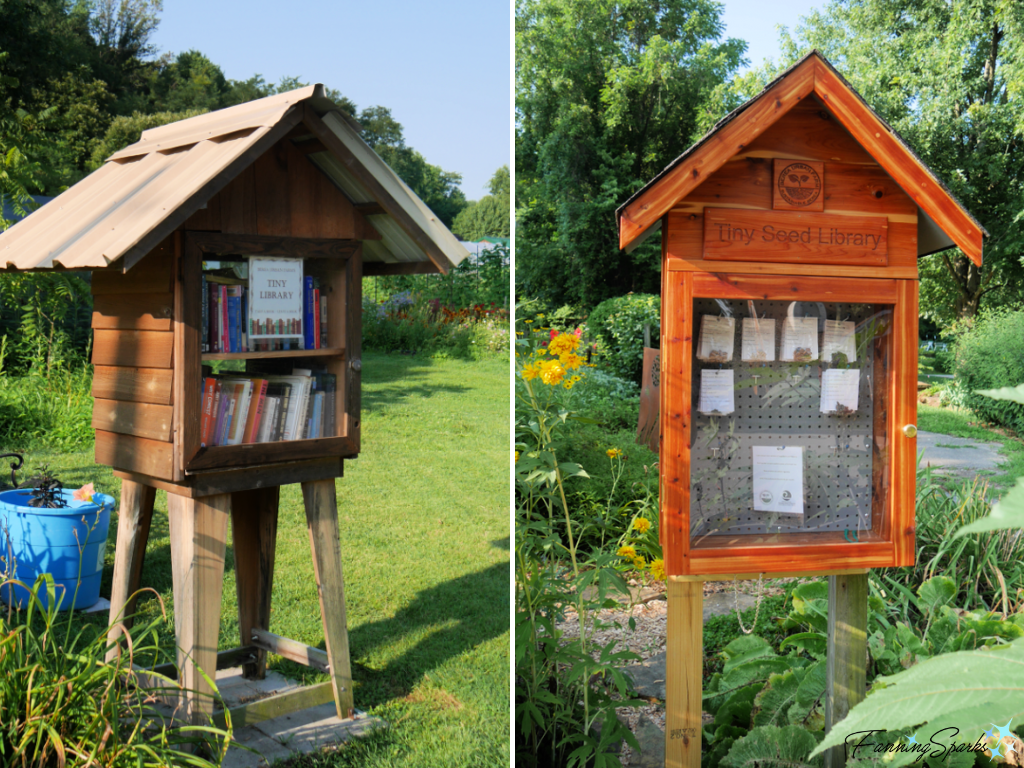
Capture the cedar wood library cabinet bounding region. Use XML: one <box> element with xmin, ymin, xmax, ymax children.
<box><xmin>0</xmin><ymin>86</ymin><xmax>469</xmax><ymax>726</ymax></box>
<box><xmin>617</xmin><ymin>53</ymin><xmax>986</xmax><ymax>768</ymax></box>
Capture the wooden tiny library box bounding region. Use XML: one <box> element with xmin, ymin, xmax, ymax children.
<box><xmin>618</xmin><ymin>52</ymin><xmax>986</xmax><ymax>578</ymax></box>
<box><xmin>0</xmin><ymin>85</ymin><xmax>469</xmax><ymax>724</ymax></box>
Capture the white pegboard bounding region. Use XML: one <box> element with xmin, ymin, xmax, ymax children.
<box><xmin>689</xmin><ymin>298</ymin><xmax>888</xmax><ymax>541</ymax></box>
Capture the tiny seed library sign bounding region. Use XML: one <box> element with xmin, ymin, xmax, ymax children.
<box><xmin>249</xmin><ymin>257</ymin><xmax>304</xmax><ymax>339</ymax></box>
<box><xmin>703</xmin><ymin>208</ymin><xmax>888</xmax><ymax>266</ymax></box>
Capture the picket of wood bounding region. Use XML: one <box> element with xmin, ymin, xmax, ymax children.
<box><xmin>618</xmin><ymin>52</ymin><xmax>985</xmax><ymax>767</ymax></box>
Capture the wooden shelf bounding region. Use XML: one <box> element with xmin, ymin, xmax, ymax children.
<box><xmin>202</xmin><ymin>347</ymin><xmax>345</xmax><ymax>361</ymax></box>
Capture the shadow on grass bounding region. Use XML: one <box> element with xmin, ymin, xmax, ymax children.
<box><xmin>341</xmin><ymin>561</ymin><xmax>509</xmax><ymax>707</ymax></box>
<box><xmin>361</xmin><ymin>354</ymin><xmax>470</xmax><ymax>414</ymax></box>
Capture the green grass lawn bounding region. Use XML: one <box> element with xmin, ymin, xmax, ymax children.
<box><xmin>2</xmin><ymin>352</ymin><xmax>510</xmax><ymax>767</ymax></box>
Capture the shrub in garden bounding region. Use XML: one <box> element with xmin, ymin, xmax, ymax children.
<box><xmin>515</xmin><ymin>320</ymin><xmax>640</xmax><ymax>768</ymax></box>
<box><xmin>952</xmin><ymin>306</ymin><xmax>1024</xmax><ymax>434</ymax></box>
<box><xmin>587</xmin><ymin>294</ymin><xmax>660</xmax><ymax>382</ymax></box>
<box><xmin>361</xmin><ymin>292</ymin><xmax>509</xmax><ymax>357</ymax></box>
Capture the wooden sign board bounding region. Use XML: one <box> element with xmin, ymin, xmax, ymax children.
<box><xmin>703</xmin><ymin>208</ymin><xmax>888</xmax><ymax>267</ymax></box>
<box><xmin>773</xmin><ymin>159</ymin><xmax>824</xmax><ymax>211</ymax></box>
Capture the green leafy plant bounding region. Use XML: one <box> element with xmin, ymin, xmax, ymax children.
<box><xmin>586</xmin><ymin>294</ymin><xmax>660</xmax><ymax>383</ymax></box>
<box><xmin>0</xmin><ymin>574</ymin><xmax>231</xmax><ymax>766</ymax></box>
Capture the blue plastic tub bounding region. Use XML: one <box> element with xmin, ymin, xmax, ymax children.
<box><xmin>0</xmin><ymin>489</ymin><xmax>115</xmax><ymax>610</ymax></box>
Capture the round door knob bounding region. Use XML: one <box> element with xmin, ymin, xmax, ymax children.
<box><xmin>350</xmin><ymin>359</ymin><xmax>362</xmax><ymax>372</ymax></box>
<box><xmin>903</xmin><ymin>424</ymin><xmax>917</xmax><ymax>438</ymax></box>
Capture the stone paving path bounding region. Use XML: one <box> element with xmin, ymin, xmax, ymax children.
<box><xmin>917</xmin><ymin>430</ymin><xmax>1003</xmax><ymax>479</ymax></box>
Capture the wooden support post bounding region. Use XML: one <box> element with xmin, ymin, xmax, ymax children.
<box><xmin>106</xmin><ymin>480</ymin><xmax>156</xmax><ymax>662</ymax></box>
<box><xmin>301</xmin><ymin>478</ymin><xmax>354</xmax><ymax>718</ymax></box>
<box><xmin>666</xmin><ymin>579</ymin><xmax>703</xmax><ymax>768</ymax></box>
<box><xmin>230</xmin><ymin>486</ymin><xmax>280</xmax><ymax>679</ymax></box>
<box><xmin>825</xmin><ymin>572</ymin><xmax>869</xmax><ymax>768</ymax></box>
<box><xmin>168</xmin><ymin>492</ymin><xmax>230</xmax><ymax>723</ymax></box>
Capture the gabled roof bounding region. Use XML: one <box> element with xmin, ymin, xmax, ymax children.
<box><xmin>617</xmin><ymin>51</ymin><xmax>986</xmax><ymax>265</ymax></box>
<box><xmin>0</xmin><ymin>85</ymin><xmax>469</xmax><ymax>273</ymax></box>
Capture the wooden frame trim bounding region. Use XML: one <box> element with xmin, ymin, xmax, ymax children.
<box><xmin>812</xmin><ymin>60</ymin><xmax>982</xmax><ymax>266</ymax></box>
<box><xmin>691</xmin><ymin>273</ymin><xmax>898</xmax><ymax>303</ymax></box>
<box><xmin>301</xmin><ymin>105</ymin><xmax>455</xmax><ymax>275</ymax></box>
<box><xmin>619</xmin><ymin>57</ymin><xmax>817</xmax><ymax>250</ymax></box>
<box><xmin>670</xmin><ymin>568</ymin><xmax>868</xmax><ymax>582</ymax></box>
<box><xmin>184</xmin><ymin>231</ymin><xmax>360</xmax><ymax>259</ymax></box>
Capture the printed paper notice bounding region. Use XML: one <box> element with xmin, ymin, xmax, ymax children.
<box><xmin>752</xmin><ymin>446</ymin><xmax>804</xmax><ymax>516</ymax></box>
<box><xmin>698</xmin><ymin>369</ymin><xmax>735</xmax><ymax>415</ymax></box>
<box><xmin>820</xmin><ymin>368</ymin><xmax>860</xmax><ymax>414</ymax></box>
<box><xmin>821</xmin><ymin>320</ymin><xmax>857</xmax><ymax>363</ymax></box>
<box><xmin>780</xmin><ymin>317</ymin><xmax>818</xmax><ymax>362</ymax></box>
<box><xmin>741</xmin><ymin>317</ymin><xmax>776</xmax><ymax>362</ymax></box>
<box><xmin>697</xmin><ymin>316</ymin><xmax>736</xmax><ymax>362</ymax></box>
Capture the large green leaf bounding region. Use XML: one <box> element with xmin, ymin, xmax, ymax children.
<box><xmin>977</xmin><ymin>383</ymin><xmax>1024</xmax><ymax>405</ymax></box>
<box><xmin>917</xmin><ymin>576</ymin><xmax>957</xmax><ymax>616</ymax></box>
<box><xmin>812</xmin><ymin>638</ymin><xmax>1024</xmax><ymax>758</ymax></box>
<box><xmin>788</xmin><ymin>661</ymin><xmax>828</xmax><ymax>731</ymax></box>
<box><xmin>752</xmin><ymin>668</ymin><xmax>803</xmax><ymax>727</ymax></box>
<box><xmin>722</xmin><ymin>725</ymin><xmax>823</xmax><ymax>768</ymax></box>
<box><xmin>955</xmin><ymin>477</ymin><xmax>1024</xmax><ymax>536</ymax></box>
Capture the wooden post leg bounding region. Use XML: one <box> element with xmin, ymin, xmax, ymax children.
<box><xmin>106</xmin><ymin>480</ymin><xmax>157</xmax><ymax>662</ymax></box>
<box><xmin>825</xmin><ymin>573</ymin><xmax>869</xmax><ymax>768</ymax></box>
<box><xmin>301</xmin><ymin>479</ymin><xmax>354</xmax><ymax>719</ymax></box>
<box><xmin>231</xmin><ymin>486</ymin><xmax>280</xmax><ymax>679</ymax></box>
<box><xmin>666</xmin><ymin>579</ymin><xmax>703</xmax><ymax>768</ymax></box>
<box><xmin>168</xmin><ymin>492</ymin><xmax>230</xmax><ymax>724</ymax></box>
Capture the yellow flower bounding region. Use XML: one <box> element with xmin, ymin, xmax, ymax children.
<box><xmin>521</xmin><ymin>362</ymin><xmax>541</xmax><ymax>381</ymax></box>
<box><xmin>606</xmin><ymin>448</ymin><xmax>623</xmax><ymax>459</ymax></box>
<box><xmin>633</xmin><ymin>517</ymin><xmax>651</xmax><ymax>534</ymax></box>
<box><xmin>616</xmin><ymin>545</ymin><xmax>636</xmax><ymax>559</ymax></box>
<box><xmin>525</xmin><ymin>319</ymin><xmax>533</xmax><ymax>324</ymax></box>
<box><xmin>559</xmin><ymin>352</ymin><xmax>583</xmax><ymax>370</ymax></box>
<box><xmin>548</xmin><ymin>333</ymin><xmax>580</xmax><ymax>357</ymax></box>
<box><xmin>650</xmin><ymin>558</ymin><xmax>666</xmax><ymax>581</ymax></box>
<box><xmin>515</xmin><ymin>451</ymin><xmax>520</xmax><ymax>462</ymax></box>
<box><xmin>540</xmin><ymin>359</ymin><xmax>565</xmax><ymax>386</ymax></box>
<box><xmin>632</xmin><ymin>556</ymin><xmax>647</xmax><ymax>570</ymax></box>
<box><xmin>536</xmin><ymin>313</ymin><xmax>545</xmax><ymax>319</ymax></box>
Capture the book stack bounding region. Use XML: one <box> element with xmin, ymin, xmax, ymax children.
<box><xmin>199</xmin><ymin>368</ymin><xmax>337</xmax><ymax>446</ymax></box>
<box><xmin>303</xmin><ymin>275</ymin><xmax>329</xmax><ymax>350</ymax></box>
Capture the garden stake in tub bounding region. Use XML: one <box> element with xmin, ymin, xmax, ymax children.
<box><xmin>617</xmin><ymin>51</ymin><xmax>987</xmax><ymax>768</ymax></box>
<box><xmin>0</xmin><ymin>86</ymin><xmax>470</xmax><ymax>728</ymax></box>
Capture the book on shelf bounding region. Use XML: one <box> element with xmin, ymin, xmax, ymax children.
<box><xmin>198</xmin><ymin>368</ymin><xmax>337</xmax><ymax>446</ymax></box>
<box><xmin>201</xmin><ymin>257</ymin><xmax>331</xmax><ymax>354</ymax></box>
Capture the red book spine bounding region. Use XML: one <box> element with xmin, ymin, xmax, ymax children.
<box><xmin>314</xmin><ymin>290</ymin><xmax>321</xmax><ymax>349</ymax></box>
<box><xmin>245</xmin><ymin>379</ymin><xmax>269</xmax><ymax>443</ymax></box>
<box><xmin>208</xmin><ymin>383</ymin><xmax>223</xmax><ymax>446</ymax></box>
<box><xmin>200</xmin><ymin>378</ymin><xmax>216</xmax><ymax>446</ymax></box>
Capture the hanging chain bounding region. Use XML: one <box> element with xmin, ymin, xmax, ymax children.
<box><xmin>734</xmin><ymin>574</ymin><xmax>765</xmax><ymax>635</ymax></box>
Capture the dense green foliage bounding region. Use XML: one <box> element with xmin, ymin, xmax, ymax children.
<box><xmin>587</xmin><ymin>293</ymin><xmax>660</xmax><ymax>382</ymax></box>
<box><xmin>452</xmin><ymin>166</ymin><xmax>511</xmax><ymax>241</ymax></box>
<box><xmin>750</xmin><ymin>0</ymin><xmax>1024</xmax><ymax>323</ymax></box>
<box><xmin>951</xmin><ymin>307</ymin><xmax>1024</xmax><ymax>435</ymax></box>
<box><xmin>515</xmin><ymin>0</ymin><xmax>746</xmax><ymax>309</ymax></box>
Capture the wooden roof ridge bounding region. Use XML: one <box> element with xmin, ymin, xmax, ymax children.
<box><xmin>617</xmin><ymin>50</ymin><xmax>986</xmax><ymax>266</ymax></box>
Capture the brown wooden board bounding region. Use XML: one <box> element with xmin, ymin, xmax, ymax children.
<box><xmin>660</xmin><ymin>272</ymin><xmax>691</xmax><ymax>576</ymax></box>
<box><xmin>112</xmin><ymin>457</ymin><xmax>342</xmax><ymax>498</ymax></box>
<box><xmin>738</xmin><ymin>97</ymin><xmax>877</xmax><ymax>165</ymax></box>
<box><xmin>254</xmin><ymin>139</ymin><xmax>291</xmax><ymax>237</ymax></box>
<box><xmin>220</xmin><ymin>164</ymin><xmax>259</xmax><ymax>235</ymax></box>
<box><xmin>773</xmin><ymin>159</ymin><xmax>824</xmax><ymax>211</ymax></box>
<box><xmin>187</xmin><ymin>232</ymin><xmax>358</xmax><ymax>259</ymax></box>
<box><xmin>185</xmin><ymin>436</ymin><xmax>358</xmax><ymax>473</ymax></box>
<box><xmin>95</xmin><ymin>430</ymin><xmax>174</xmax><ymax>479</ymax></box>
<box><xmin>702</xmin><ymin>208</ymin><xmax>887</xmax><ymax>266</ymax></box>
<box><xmin>92</xmin><ymin>366</ymin><xmax>173</xmax><ymax>405</ymax></box>
<box><xmin>92</xmin><ymin>398</ymin><xmax>173</xmax><ymax>442</ymax></box>
<box><xmin>231</xmin><ymin>487</ymin><xmax>280</xmax><ymax>678</ymax></box>
<box><xmin>892</xmin><ymin>279</ymin><xmax>918</xmax><ymax>566</ymax></box>
<box><xmin>92</xmin><ymin>243</ymin><xmax>174</xmax><ymax>294</ymax></box>
<box><xmin>92</xmin><ymin>330</ymin><xmax>174</xmax><ymax>369</ymax></box>
<box><xmin>692</xmin><ymin>273</ymin><xmax>898</xmax><ymax>303</ymax></box>
<box><xmin>92</xmin><ymin>293</ymin><xmax>174</xmax><ymax>331</ymax></box>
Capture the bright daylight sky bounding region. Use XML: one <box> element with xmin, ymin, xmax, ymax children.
<box><xmin>719</xmin><ymin>0</ymin><xmax>830</xmax><ymax>72</ymax></box>
<box><xmin>152</xmin><ymin>0</ymin><xmax>511</xmax><ymax>200</ymax></box>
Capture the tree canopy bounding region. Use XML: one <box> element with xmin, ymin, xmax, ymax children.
<box><xmin>515</xmin><ymin>0</ymin><xmax>746</xmax><ymax>310</ymax></box>
<box><xmin>453</xmin><ymin>165</ymin><xmax>511</xmax><ymax>241</ymax></box>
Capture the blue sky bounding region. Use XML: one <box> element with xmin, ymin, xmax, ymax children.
<box><xmin>719</xmin><ymin>0</ymin><xmax>829</xmax><ymax>72</ymax></box>
<box><xmin>151</xmin><ymin>0</ymin><xmax>511</xmax><ymax>200</ymax></box>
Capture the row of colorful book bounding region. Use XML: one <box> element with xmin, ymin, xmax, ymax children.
<box><xmin>201</xmin><ymin>273</ymin><xmax>329</xmax><ymax>353</ymax></box>
<box><xmin>199</xmin><ymin>369</ymin><xmax>337</xmax><ymax>447</ymax></box>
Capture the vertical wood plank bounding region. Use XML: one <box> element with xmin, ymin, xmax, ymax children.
<box><xmin>286</xmin><ymin>140</ymin><xmax>318</xmax><ymax>238</ymax></box>
<box><xmin>220</xmin><ymin>165</ymin><xmax>257</xmax><ymax>234</ymax></box>
<box><xmin>301</xmin><ymin>479</ymin><xmax>354</xmax><ymax>718</ymax></box>
<box><xmin>254</xmin><ymin>140</ymin><xmax>291</xmax><ymax>236</ymax></box>
<box><xmin>168</xmin><ymin>492</ymin><xmax>230</xmax><ymax>724</ymax></box>
<box><xmin>892</xmin><ymin>280</ymin><xmax>918</xmax><ymax>565</ymax></box>
<box><xmin>343</xmin><ymin>248</ymin><xmax>362</xmax><ymax>446</ymax></box>
<box><xmin>871</xmin><ymin>306</ymin><xmax>891</xmax><ymax>540</ymax></box>
<box><xmin>173</xmin><ymin>234</ymin><xmax>201</xmax><ymax>482</ymax></box>
<box><xmin>825</xmin><ymin>573</ymin><xmax>868</xmax><ymax>768</ymax></box>
<box><xmin>230</xmin><ymin>486</ymin><xmax>280</xmax><ymax>679</ymax></box>
<box><xmin>106</xmin><ymin>480</ymin><xmax>157</xmax><ymax>661</ymax></box>
<box><xmin>666</xmin><ymin>579</ymin><xmax>702</xmax><ymax>768</ymax></box>
<box><xmin>661</xmin><ymin>267</ymin><xmax>692</xmax><ymax>575</ymax></box>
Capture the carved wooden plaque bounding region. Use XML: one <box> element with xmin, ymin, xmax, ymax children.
<box><xmin>773</xmin><ymin>159</ymin><xmax>824</xmax><ymax>211</ymax></box>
